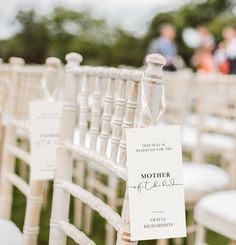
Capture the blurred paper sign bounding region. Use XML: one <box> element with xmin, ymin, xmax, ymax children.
<box><xmin>30</xmin><ymin>101</ymin><xmax>62</xmax><ymax>180</ymax></box>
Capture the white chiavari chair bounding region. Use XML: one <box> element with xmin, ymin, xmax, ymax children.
<box><xmin>181</xmin><ymin>74</ymin><xmax>236</xmax><ymax>245</ymax></box>
<box><xmin>0</xmin><ymin>57</ymin><xmax>62</xmax><ymax>245</ymax></box>
<box><xmin>191</xmin><ymin>74</ymin><xmax>236</xmax><ymax>245</ymax></box>
<box><xmin>194</xmin><ymin>190</ymin><xmax>236</xmax><ymax>245</ymax></box>
<box><xmin>155</xmin><ymin>74</ymin><xmax>236</xmax><ymax>244</ymax></box>
<box><xmin>0</xmin><ymin>61</ymin><xmax>11</xmax><ymax>117</ymax></box>
<box><xmin>49</xmin><ymin>53</ymin><xmax>166</xmax><ymax>245</ymax></box>
<box><xmin>74</xmin><ymin>61</ymin><xmax>137</xmax><ymax>243</ymax></box>
<box><xmin>0</xmin><ymin>60</ymin><xmax>12</xmax><ymax>177</ymax></box>
<box><xmin>162</xmin><ymin>70</ymin><xmax>193</xmax><ymax>125</ymax></box>
<box><xmin>161</xmin><ymin>70</ymin><xmax>196</xmax><ymax>156</ymax></box>
<box><xmin>193</xmin><ymin>73</ymin><xmax>236</xmax><ymax>182</ymax></box>
<box><xmin>157</xmin><ymin>71</ymin><xmax>192</xmax><ymax>245</ymax></box>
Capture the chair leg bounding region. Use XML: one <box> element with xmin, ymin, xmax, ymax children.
<box><xmin>194</xmin><ymin>224</ymin><xmax>206</xmax><ymax>245</ymax></box>
<box><xmin>0</xmin><ymin>128</ymin><xmax>16</xmax><ymax>219</ymax></box>
<box><xmin>23</xmin><ymin>180</ymin><xmax>45</xmax><ymax>245</ymax></box>
<box><xmin>156</xmin><ymin>239</ymin><xmax>168</xmax><ymax>245</ymax></box>
<box><xmin>0</xmin><ymin>125</ymin><xmax>5</xmax><ymax>179</ymax></box>
<box><xmin>173</xmin><ymin>238</ymin><xmax>182</xmax><ymax>245</ymax></box>
<box><xmin>187</xmin><ymin>208</ymin><xmax>196</xmax><ymax>245</ymax></box>
<box><xmin>74</xmin><ymin>160</ymin><xmax>85</xmax><ymax>229</ymax></box>
<box><xmin>106</xmin><ymin>176</ymin><xmax>119</xmax><ymax>245</ymax></box>
<box><xmin>84</xmin><ymin>166</ymin><xmax>96</xmax><ymax>234</ymax></box>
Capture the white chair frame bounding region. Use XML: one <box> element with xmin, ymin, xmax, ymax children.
<box><xmin>49</xmin><ymin>53</ymin><xmax>166</xmax><ymax>245</ymax></box>
<box><xmin>0</xmin><ymin>57</ymin><xmax>62</xmax><ymax>245</ymax></box>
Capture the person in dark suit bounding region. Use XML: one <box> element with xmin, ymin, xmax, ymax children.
<box><xmin>147</xmin><ymin>24</ymin><xmax>177</xmax><ymax>71</ymax></box>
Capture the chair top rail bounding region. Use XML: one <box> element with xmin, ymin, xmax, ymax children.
<box><xmin>60</xmin><ymin>181</ymin><xmax>121</xmax><ymax>231</ymax></box>
<box><xmin>58</xmin><ymin>221</ymin><xmax>96</xmax><ymax>245</ymax></box>
<box><xmin>72</xmin><ymin>66</ymin><xmax>144</xmax><ymax>82</ymax></box>
<box><xmin>196</xmin><ymin>72</ymin><xmax>236</xmax><ymax>84</ymax></box>
<box><xmin>0</xmin><ymin>65</ymin><xmax>11</xmax><ymax>73</ymax></box>
<box><xmin>11</xmin><ymin>65</ymin><xmax>47</xmax><ymax>74</ymax></box>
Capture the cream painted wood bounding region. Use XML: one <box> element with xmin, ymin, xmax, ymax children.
<box><xmin>183</xmin><ymin>74</ymin><xmax>236</xmax><ymax>245</ymax></box>
<box><xmin>155</xmin><ymin>72</ymin><xmax>235</xmax><ymax>245</ymax></box>
<box><xmin>194</xmin><ymin>224</ymin><xmax>206</xmax><ymax>245</ymax></box>
<box><xmin>194</xmin><ymin>73</ymin><xmax>236</xmax><ymax>165</ymax></box>
<box><xmin>0</xmin><ymin>56</ymin><xmax>62</xmax><ymax>245</ymax></box>
<box><xmin>74</xmin><ymin>70</ymin><xmax>90</xmax><ymax>230</ymax></box>
<box><xmin>193</xmin><ymin>73</ymin><xmax>236</xmax><ymax>185</ymax></box>
<box><xmin>85</xmin><ymin>60</ymin><xmax>166</xmax><ymax>245</ymax></box>
<box><xmin>49</xmin><ymin>52</ymin><xmax>83</xmax><ymax>245</ymax></box>
<box><xmin>162</xmin><ymin>70</ymin><xmax>192</xmax><ymax>125</ymax></box>
<box><xmin>0</xmin><ymin>62</ymin><xmax>11</xmax><ymax>180</ymax></box>
<box><xmin>83</xmin><ymin>72</ymin><xmax>141</xmax><ymax>244</ymax></box>
<box><xmin>24</xmin><ymin>58</ymin><xmax>62</xmax><ymax>245</ymax></box>
<box><xmin>83</xmin><ymin>74</ymin><xmax>104</xmax><ymax>233</ymax></box>
<box><xmin>161</xmin><ymin>70</ymin><xmax>193</xmax><ymax>158</ymax></box>
<box><xmin>84</xmin><ymin>73</ymin><xmax>127</xmax><ymax>245</ymax></box>
<box><xmin>49</xmin><ymin>53</ymin><xmax>166</xmax><ymax>245</ymax></box>
<box><xmin>194</xmin><ymin>190</ymin><xmax>236</xmax><ymax>245</ymax></box>
<box><xmin>106</xmin><ymin>77</ymin><xmax>126</xmax><ymax>245</ymax></box>
<box><xmin>0</xmin><ymin>57</ymin><xmax>25</xmax><ymax>220</ymax></box>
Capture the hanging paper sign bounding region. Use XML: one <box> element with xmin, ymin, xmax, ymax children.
<box><xmin>30</xmin><ymin>101</ymin><xmax>62</xmax><ymax>180</ymax></box>
<box><xmin>126</xmin><ymin>126</ymin><xmax>186</xmax><ymax>241</ymax></box>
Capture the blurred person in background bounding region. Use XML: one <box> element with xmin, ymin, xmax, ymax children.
<box><xmin>222</xmin><ymin>26</ymin><xmax>236</xmax><ymax>74</ymax></box>
<box><xmin>147</xmin><ymin>23</ymin><xmax>177</xmax><ymax>71</ymax></box>
<box><xmin>191</xmin><ymin>26</ymin><xmax>215</xmax><ymax>73</ymax></box>
<box><xmin>214</xmin><ymin>41</ymin><xmax>230</xmax><ymax>74</ymax></box>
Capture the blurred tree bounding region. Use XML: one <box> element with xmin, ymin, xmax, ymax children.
<box><xmin>46</xmin><ymin>8</ymin><xmax>143</xmax><ymax>66</ymax></box>
<box><xmin>1</xmin><ymin>1</ymin><xmax>236</xmax><ymax>66</ymax></box>
<box><xmin>0</xmin><ymin>10</ymin><xmax>49</xmax><ymax>63</ymax></box>
<box><xmin>16</xmin><ymin>10</ymin><xmax>50</xmax><ymax>63</ymax></box>
<box><xmin>47</xmin><ymin>8</ymin><xmax>116</xmax><ymax>64</ymax></box>
<box><xmin>108</xmin><ymin>29</ymin><xmax>144</xmax><ymax>67</ymax></box>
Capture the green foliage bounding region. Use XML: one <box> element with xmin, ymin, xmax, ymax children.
<box><xmin>10</xmin><ymin>10</ymin><xmax>50</xmax><ymax>63</ymax></box>
<box><xmin>1</xmin><ymin>1</ymin><xmax>236</xmax><ymax>66</ymax></box>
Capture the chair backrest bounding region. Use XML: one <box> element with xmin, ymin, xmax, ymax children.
<box><xmin>162</xmin><ymin>70</ymin><xmax>193</xmax><ymax>125</ymax></box>
<box><xmin>0</xmin><ymin>57</ymin><xmax>62</xmax><ymax>245</ymax></box>
<box><xmin>49</xmin><ymin>53</ymin><xmax>166</xmax><ymax>245</ymax></box>
<box><xmin>193</xmin><ymin>73</ymin><xmax>236</xmax><ymax>169</ymax></box>
<box><xmin>0</xmin><ymin>63</ymin><xmax>11</xmax><ymax>116</ymax></box>
<box><xmin>0</xmin><ymin>61</ymin><xmax>12</xmax><ymax>173</ymax></box>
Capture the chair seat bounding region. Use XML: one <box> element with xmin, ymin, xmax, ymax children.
<box><xmin>182</xmin><ymin>125</ymin><xmax>235</xmax><ymax>151</ymax></box>
<box><xmin>183</xmin><ymin>163</ymin><xmax>230</xmax><ymax>204</ymax></box>
<box><xmin>0</xmin><ymin>219</ymin><xmax>24</xmax><ymax>245</ymax></box>
<box><xmin>194</xmin><ymin>190</ymin><xmax>236</xmax><ymax>240</ymax></box>
<box><xmin>185</xmin><ymin>115</ymin><xmax>236</xmax><ymax>133</ymax></box>
<box><xmin>201</xmin><ymin>133</ymin><xmax>235</xmax><ymax>150</ymax></box>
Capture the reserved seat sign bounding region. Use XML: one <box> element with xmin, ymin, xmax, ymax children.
<box><xmin>30</xmin><ymin>101</ymin><xmax>62</xmax><ymax>180</ymax></box>
<box><xmin>126</xmin><ymin>126</ymin><xmax>186</xmax><ymax>241</ymax></box>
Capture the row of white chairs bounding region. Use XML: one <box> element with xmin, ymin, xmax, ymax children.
<box><xmin>0</xmin><ymin>53</ymin><xmax>165</xmax><ymax>245</ymax></box>
<box><xmin>0</xmin><ymin>56</ymin><xmax>63</xmax><ymax>245</ymax></box>
<box><xmin>162</xmin><ymin>71</ymin><xmax>236</xmax><ymax>245</ymax></box>
<box><xmin>0</xmin><ymin>53</ymin><xmax>235</xmax><ymax>245</ymax></box>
